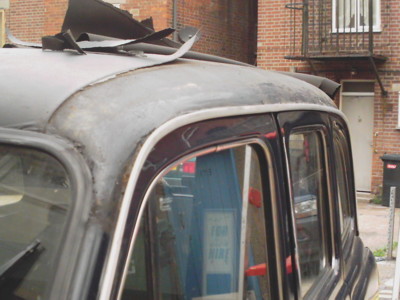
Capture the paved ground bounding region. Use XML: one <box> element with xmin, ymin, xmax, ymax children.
<box><xmin>358</xmin><ymin>202</ymin><xmax>400</xmax><ymax>299</ymax></box>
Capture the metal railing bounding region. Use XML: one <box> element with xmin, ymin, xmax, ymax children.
<box><xmin>286</xmin><ymin>0</ymin><xmax>375</xmax><ymax>58</ymax></box>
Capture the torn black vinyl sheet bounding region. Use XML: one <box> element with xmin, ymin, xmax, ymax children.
<box><xmin>42</xmin><ymin>31</ymin><xmax>86</xmax><ymax>54</ymax></box>
<box><xmin>40</xmin><ymin>28</ymin><xmax>175</xmax><ymax>54</ymax></box>
<box><xmin>76</xmin><ymin>28</ymin><xmax>175</xmax><ymax>49</ymax></box>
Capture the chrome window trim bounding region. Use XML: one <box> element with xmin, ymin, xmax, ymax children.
<box><xmin>237</xmin><ymin>146</ymin><xmax>252</xmax><ymax>299</ymax></box>
<box><xmin>116</xmin><ymin>139</ymin><xmax>281</xmax><ymax>299</ymax></box>
<box><xmin>99</xmin><ymin>103</ymin><xmax>345</xmax><ymax>300</ymax></box>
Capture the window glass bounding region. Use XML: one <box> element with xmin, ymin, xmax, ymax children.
<box><xmin>359</xmin><ymin>0</ymin><xmax>378</xmax><ymax>27</ymax></box>
<box><xmin>337</xmin><ymin>0</ymin><xmax>357</xmax><ymax>29</ymax></box>
<box><xmin>333</xmin><ymin>132</ymin><xmax>352</xmax><ymax>236</ymax></box>
<box><xmin>0</xmin><ymin>146</ymin><xmax>72</xmax><ymax>299</ymax></box>
<box><xmin>333</xmin><ymin>0</ymin><xmax>380</xmax><ymax>31</ymax></box>
<box><xmin>288</xmin><ymin>131</ymin><xmax>328</xmax><ymax>297</ymax></box>
<box><xmin>122</xmin><ymin>146</ymin><xmax>272</xmax><ymax>300</ymax></box>
<box><xmin>121</xmin><ymin>218</ymin><xmax>149</xmax><ymax>299</ymax></box>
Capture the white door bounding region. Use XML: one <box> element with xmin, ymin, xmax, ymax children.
<box><xmin>341</xmin><ymin>95</ymin><xmax>374</xmax><ymax>192</ymax></box>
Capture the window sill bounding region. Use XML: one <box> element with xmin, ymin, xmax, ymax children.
<box><xmin>332</xmin><ymin>27</ymin><xmax>382</xmax><ymax>34</ymax></box>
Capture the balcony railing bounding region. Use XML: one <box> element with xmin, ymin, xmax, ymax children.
<box><xmin>285</xmin><ymin>0</ymin><xmax>388</xmax><ymax>94</ymax></box>
<box><xmin>285</xmin><ymin>0</ymin><xmax>382</xmax><ymax>59</ymax></box>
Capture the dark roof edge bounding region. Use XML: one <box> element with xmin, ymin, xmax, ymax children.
<box><xmin>279</xmin><ymin>72</ymin><xmax>341</xmax><ymax>99</ymax></box>
<box><xmin>123</xmin><ymin>43</ymin><xmax>251</xmax><ymax>67</ymax></box>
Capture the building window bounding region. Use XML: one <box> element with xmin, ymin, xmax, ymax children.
<box><xmin>121</xmin><ymin>145</ymin><xmax>272</xmax><ymax>299</ymax></box>
<box><xmin>332</xmin><ymin>0</ymin><xmax>381</xmax><ymax>32</ymax></box>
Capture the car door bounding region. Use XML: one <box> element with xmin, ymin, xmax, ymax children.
<box><xmin>277</xmin><ymin>111</ymin><xmax>343</xmax><ymax>299</ymax></box>
<box><xmin>110</xmin><ymin>113</ymin><xmax>297</xmax><ymax>300</ymax></box>
<box><xmin>330</xmin><ymin>116</ymin><xmax>379</xmax><ymax>300</ymax></box>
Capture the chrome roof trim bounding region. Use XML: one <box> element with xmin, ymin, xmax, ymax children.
<box><xmin>99</xmin><ymin>102</ymin><xmax>345</xmax><ymax>300</ymax></box>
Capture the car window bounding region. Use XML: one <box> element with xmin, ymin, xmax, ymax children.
<box><xmin>288</xmin><ymin>131</ymin><xmax>330</xmax><ymax>297</ymax></box>
<box><xmin>0</xmin><ymin>145</ymin><xmax>72</xmax><ymax>299</ymax></box>
<box><xmin>333</xmin><ymin>129</ymin><xmax>353</xmax><ymax>237</ymax></box>
<box><xmin>121</xmin><ymin>145</ymin><xmax>272</xmax><ymax>300</ymax></box>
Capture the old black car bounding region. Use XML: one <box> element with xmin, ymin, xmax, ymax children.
<box><xmin>0</xmin><ymin>0</ymin><xmax>379</xmax><ymax>299</ymax></box>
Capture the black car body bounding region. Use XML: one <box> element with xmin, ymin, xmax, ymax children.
<box><xmin>0</xmin><ymin>2</ymin><xmax>379</xmax><ymax>299</ymax></box>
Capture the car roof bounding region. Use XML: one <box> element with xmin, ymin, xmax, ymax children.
<box><xmin>0</xmin><ymin>47</ymin><xmax>196</xmax><ymax>130</ymax></box>
<box><xmin>0</xmin><ymin>46</ymin><xmax>342</xmax><ymax>212</ymax></box>
<box><xmin>0</xmin><ymin>48</ymin><xmax>337</xmax><ymax>131</ymax></box>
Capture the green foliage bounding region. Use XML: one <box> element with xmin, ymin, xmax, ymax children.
<box><xmin>373</xmin><ymin>242</ymin><xmax>398</xmax><ymax>257</ymax></box>
<box><xmin>373</xmin><ymin>247</ymin><xmax>386</xmax><ymax>257</ymax></box>
<box><xmin>370</xmin><ymin>194</ymin><xmax>382</xmax><ymax>205</ymax></box>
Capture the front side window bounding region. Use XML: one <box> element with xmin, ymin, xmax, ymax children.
<box><xmin>122</xmin><ymin>145</ymin><xmax>272</xmax><ymax>300</ymax></box>
<box><xmin>333</xmin><ymin>0</ymin><xmax>381</xmax><ymax>32</ymax></box>
<box><xmin>0</xmin><ymin>145</ymin><xmax>72</xmax><ymax>299</ymax></box>
<box><xmin>288</xmin><ymin>131</ymin><xmax>330</xmax><ymax>297</ymax></box>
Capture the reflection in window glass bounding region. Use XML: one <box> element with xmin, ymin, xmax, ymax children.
<box><xmin>334</xmin><ymin>133</ymin><xmax>352</xmax><ymax>236</ymax></box>
<box><xmin>121</xmin><ymin>218</ymin><xmax>149</xmax><ymax>299</ymax></box>
<box><xmin>289</xmin><ymin>132</ymin><xmax>328</xmax><ymax>297</ymax></box>
<box><xmin>122</xmin><ymin>146</ymin><xmax>271</xmax><ymax>300</ymax></box>
<box><xmin>0</xmin><ymin>146</ymin><xmax>71</xmax><ymax>299</ymax></box>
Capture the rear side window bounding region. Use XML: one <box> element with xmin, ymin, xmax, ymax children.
<box><xmin>0</xmin><ymin>146</ymin><xmax>71</xmax><ymax>299</ymax></box>
<box><xmin>121</xmin><ymin>145</ymin><xmax>272</xmax><ymax>300</ymax></box>
<box><xmin>288</xmin><ymin>131</ymin><xmax>330</xmax><ymax>297</ymax></box>
<box><xmin>333</xmin><ymin>128</ymin><xmax>353</xmax><ymax>237</ymax></box>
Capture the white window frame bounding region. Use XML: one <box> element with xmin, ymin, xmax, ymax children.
<box><xmin>332</xmin><ymin>0</ymin><xmax>381</xmax><ymax>33</ymax></box>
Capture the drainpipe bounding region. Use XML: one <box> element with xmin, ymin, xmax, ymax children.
<box><xmin>172</xmin><ymin>0</ymin><xmax>178</xmax><ymax>42</ymax></box>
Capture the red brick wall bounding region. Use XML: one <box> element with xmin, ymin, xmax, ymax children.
<box><xmin>121</xmin><ymin>0</ymin><xmax>171</xmax><ymax>31</ymax></box>
<box><xmin>123</xmin><ymin>0</ymin><xmax>258</xmax><ymax>63</ymax></box>
<box><xmin>6</xmin><ymin>0</ymin><xmax>46</xmax><ymax>42</ymax></box>
<box><xmin>175</xmin><ymin>0</ymin><xmax>257</xmax><ymax>63</ymax></box>
<box><xmin>257</xmin><ymin>0</ymin><xmax>305</xmax><ymax>71</ymax></box>
<box><xmin>5</xmin><ymin>0</ymin><xmax>256</xmax><ymax>63</ymax></box>
<box><xmin>43</xmin><ymin>0</ymin><xmax>68</xmax><ymax>36</ymax></box>
<box><xmin>258</xmin><ymin>0</ymin><xmax>400</xmax><ymax>195</ymax></box>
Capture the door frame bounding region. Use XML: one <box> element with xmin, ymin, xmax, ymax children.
<box><xmin>339</xmin><ymin>80</ymin><xmax>375</xmax><ymax>109</ymax></box>
<box><xmin>277</xmin><ymin>111</ymin><xmax>343</xmax><ymax>299</ymax></box>
<box><xmin>112</xmin><ymin>114</ymin><xmax>289</xmax><ymax>300</ymax></box>
<box><xmin>339</xmin><ymin>80</ymin><xmax>376</xmax><ymax>193</ymax></box>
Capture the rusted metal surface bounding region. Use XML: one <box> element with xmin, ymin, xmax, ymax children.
<box><xmin>0</xmin><ymin>35</ymin><xmax>196</xmax><ymax>130</ymax></box>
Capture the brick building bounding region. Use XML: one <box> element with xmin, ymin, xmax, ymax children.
<box><xmin>1</xmin><ymin>0</ymin><xmax>399</xmax><ymax>197</ymax></box>
<box><xmin>258</xmin><ymin>0</ymin><xmax>400</xmax><ymax>198</ymax></box>
<box><xmin>2</xmin><ymin>0</ymin><xmax>257</xmax><ymax>64</ymax></box>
